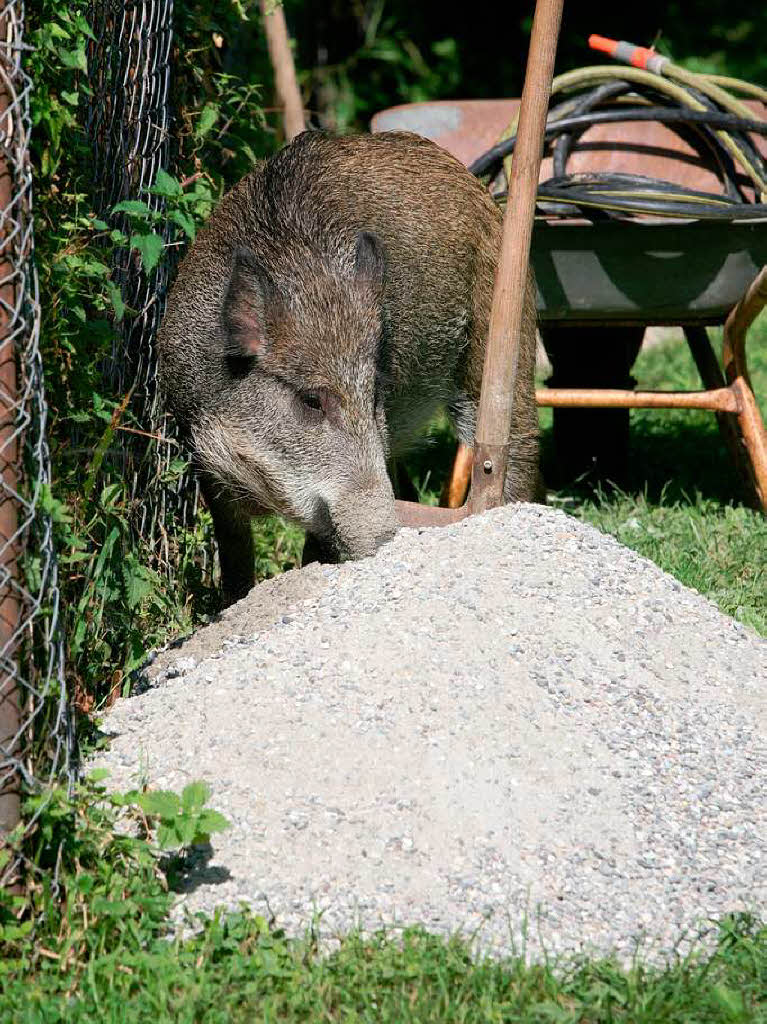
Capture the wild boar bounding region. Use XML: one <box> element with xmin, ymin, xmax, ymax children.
<box><xmin>158</xmin><ymin>130</ymin><xmax>540</xmax><ymax>604</ymax></box>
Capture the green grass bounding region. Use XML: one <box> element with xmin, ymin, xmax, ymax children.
<box><xmin>3</xmin><ymin>906</ymin><xmax>765</xmax><ymax>1022</ymax></box>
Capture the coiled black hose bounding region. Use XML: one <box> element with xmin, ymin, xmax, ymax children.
<box><xmin>469</xmin><ymin>72</ymin><xmax>767</xmax><ymax>222</ymax></box>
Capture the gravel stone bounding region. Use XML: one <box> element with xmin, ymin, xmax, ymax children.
<box><xmin>93</xmin><ymin>504</ymin><xmax>766</xmax><ymax>962</ymax></box>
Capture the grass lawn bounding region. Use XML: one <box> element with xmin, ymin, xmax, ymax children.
<box><xmin>2</xmin><ymin>907</ymin><xmax>765</xmax><ymax>1022</ymax></box>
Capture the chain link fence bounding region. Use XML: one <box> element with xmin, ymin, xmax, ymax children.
<box><xmin>0</xmin><ymin>0</ymin><xmax>239</xmax><ymax>883</ymax></box>
<box><xmin>86</xmin><ymin>0</ymin><xmax>205</xmax><ymax>578</ymax></box>
<box><xmin>0</xmin><ymin>0</ymin><xmax>70</xmax><ymax>884</ymax></box>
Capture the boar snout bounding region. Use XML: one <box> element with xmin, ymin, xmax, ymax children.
<box><xmin>313</xmin><ymin>482</ymin><xmax>397</xmax><ymax>562</ymax></box>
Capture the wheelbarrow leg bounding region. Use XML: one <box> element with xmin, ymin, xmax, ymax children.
<box><xmin>683</xmin><ymin>325</ymin><xmax>756</xmax><ymax>506</ymax></box>
<box><xmin>731</xmin><ymin>379</ymin><xmax>767</xmax><ymax>512</ymax></box>
<box><xmin>722</xmin><ymin>267</ymin><xmax>767</xmax><ymax>513</ymax></box>
<box><xmin>440</xmin><ymin>442</ymin><xmax>473</xmax><ymax>509</ymax></box>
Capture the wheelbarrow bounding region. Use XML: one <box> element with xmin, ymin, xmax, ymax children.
<box><xmin>371</xmin><ymin>88</ymin><xmax>767</xmax><ymax>510</ymax></box>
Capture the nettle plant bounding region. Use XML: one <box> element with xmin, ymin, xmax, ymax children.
<box><xmin>27</xmin><ymin>3</ymin><xmax>218</xmax><ymax>702</ymax></box>
<box><xmin>28</xmin><ymin>0</ymin><xmax>281</xmax><ymax>709</ymax></box>
<box><xmin>0</xmin><ymin>772</ymin><xmax>229</xmax><ymax>956</ymax></box>
<box><xmin>113</xmin><ymin>777</ymin><xmax>231</xmax><ymax>854</ymax></box>
<box><xmin>109</xmin><ymin>169</ymin><xmax>216</xmax><ymax>280</ymax></box>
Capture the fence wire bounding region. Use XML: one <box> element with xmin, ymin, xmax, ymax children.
<box><xmin>86</xmin><ymin>0</ymin><xmax>204</xmax><ymax>577</ymax></box>
<box><xmin>0</xmin><ymin>0</ymin><xmax>70</xmax><ymax>886</ymax></box>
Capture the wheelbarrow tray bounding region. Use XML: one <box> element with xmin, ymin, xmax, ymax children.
<box><xmin>531</xmin><ymin>218</ymin><xmax>767</xmax><ymax>325</ymax></box>
<box><xmin>371</xmin><ymin>99</ymin><xmax>767</xmax><ymax>325</ymax></box>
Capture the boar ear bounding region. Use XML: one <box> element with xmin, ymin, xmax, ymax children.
<box><xmin>223</xmin><ymin>247</ymin><xmax>276</xmax><ymax>357</ymax></box>
<box><xmin>353</xmin><ymin>231</ymin><xmax>385</xmax><ymax>292</ymax></box>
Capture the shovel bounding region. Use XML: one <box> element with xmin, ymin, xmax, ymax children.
<box><xmin>394</xmin><ymin>0</ymin><xmax>564</xmax><ymax>529</ymax></box>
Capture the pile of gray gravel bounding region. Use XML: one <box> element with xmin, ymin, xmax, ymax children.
<box><xmin>95</xmin><ymin>504</ymin><xmax>765</xmax><ymax>962</ymax></box>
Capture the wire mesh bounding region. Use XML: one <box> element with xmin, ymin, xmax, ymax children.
<box><xmin>0</xmin><ymin>0</ymin><xmax>70</xmax><ymax>885</ymax></box>
<box><xmin>85</xmin><ymin>0</ymin><xmax>203</xmax><ymax>576</ymax></box>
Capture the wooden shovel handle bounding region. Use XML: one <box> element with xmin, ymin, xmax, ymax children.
<box><xmin>469</xmin><ymin>0</ymin><xmax>564</xmax><ymax>514</ymax></box>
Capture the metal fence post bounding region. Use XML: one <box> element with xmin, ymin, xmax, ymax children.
<box><xmin>0</xmin><ymin>0</ymin><xmax>21</xmax><ymax>841</ymax></box>
<box><xmin>0</xmin><ymin>0</ymin><xmax>69</xmax><ymax>872</ymax></box>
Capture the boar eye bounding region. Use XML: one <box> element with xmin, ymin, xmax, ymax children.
<box><xmin>300</xmin><ymin>391</ymin><xmax>324</xmax><ymax>414</ymax></box>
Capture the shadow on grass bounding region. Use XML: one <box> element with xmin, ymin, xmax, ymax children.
<box><xmin>540</xmin><ymin>413</ymin><xmax>754</xmax><ymax>509</ymax></box>
<box><xmin>400</xmin><ymin>410</ymin><xmax>753</xmax><ymax>510</ymax></box>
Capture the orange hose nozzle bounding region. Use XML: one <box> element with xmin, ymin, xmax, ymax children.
<box><xmin>588</xmin><ymin>34</ymin><xmax>617</xmax><ymax>55</ymax></box>
<box><xmin>588</xmin><ymin>34</ymin><xmax>667</xmax><ymax>74</ymax></box>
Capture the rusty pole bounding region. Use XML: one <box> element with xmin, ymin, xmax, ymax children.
<box><xmin>260</xmin><ymin>1</ymin><xmax>305</xmax><ymax>142</ymax></box>
<box><xmin>0</xmin><ymin>0</ymin><xmax>21</xmax><ymax>840</ymax></box>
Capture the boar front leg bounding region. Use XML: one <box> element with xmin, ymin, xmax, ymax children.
<box><xmin>200</xmin><ymin>475</ymin><xmax>255</xmax><ymax>607</ymax></box>
<box><xmin>301</xmin><ymin>532</ymin><xmax>338</xmax><ymax>567</ymax></box>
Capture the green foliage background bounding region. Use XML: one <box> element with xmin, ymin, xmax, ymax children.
<box><xmin>28</xmin><ymin>0</ymin><xmax>279</xmax><ymax>709</ymax></box>
<box><xmin>286</xmin><ymin>1</ymin><xmax>767</xmax><ymax>131</ymax></box>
